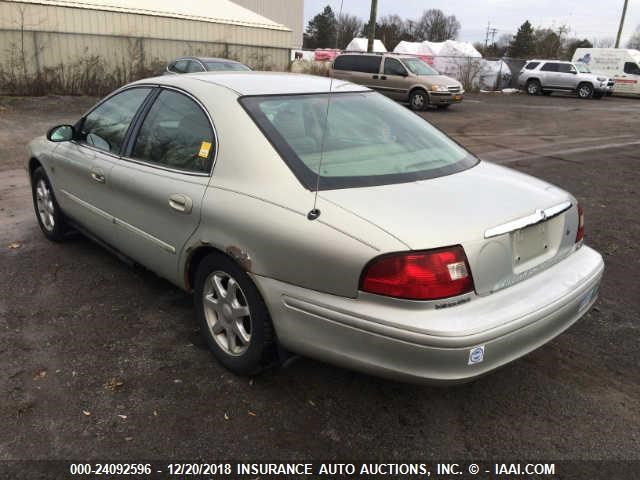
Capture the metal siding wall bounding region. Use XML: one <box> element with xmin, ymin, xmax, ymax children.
<box><xmin>0</xmin><ymin>29</ymin><xmax>290</xmax><ymax>82</ymax></box>
<box><xmin>0</xmin><ymin>1</ymin><xmax>293</xmax><ymax>93</ymax></box>
<box><xmin>0</xmin><ymin>1</ymin><xmax>291</xmax><ymax>46</ymax></box>
<box><xmin>231</xmin><ymin>0</ymin><xmax>303</xmax><ymax>48</ymax></box>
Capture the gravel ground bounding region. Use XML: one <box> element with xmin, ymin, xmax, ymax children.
<box><xmin>0</xmin><ymin>92</ymin><xmax>638</xmax><ymax>465</ymax></box>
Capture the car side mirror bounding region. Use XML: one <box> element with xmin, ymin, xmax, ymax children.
<box><xmin>47</xmin><ymin>124</ymin><xmax>75</xmax><ymax>142</ymax></box>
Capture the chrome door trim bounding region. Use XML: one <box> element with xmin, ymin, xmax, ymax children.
<box><xmin>61</xmin><ymin>189</ymin><xmax>176</xmax><ymax>254</ymax></box>
<box><xmin>61</xmin><ymin>189</ymin><xmax>112</xmax><ymax>221</ymax></box>
<box><xmin>113</xmin><ymin>217</ymin><xmax>176</xmax><ymax>254</ymax></box>
<box><xmin>484</xmin><ymin>201</ymin><xmax>572</xmax><ymax>239</ymax></box>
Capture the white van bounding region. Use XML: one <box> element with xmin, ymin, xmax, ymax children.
<box><xmin>572</xmin><ymin>48</ymin><xmax>640</xmax><ymax>96</ymax></box>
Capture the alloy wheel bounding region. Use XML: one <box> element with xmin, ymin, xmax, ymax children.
<box><xmin>202</xmin><ymin>270</ymin><xmax>252</xmax><ymax>356</ymax></box>
<box><xmin>578</xmin><ymin>85</ymin><xmax>592</xmax><ymax>98</ymax></box>
<box><xmin>411</xmin><ymin>93</ymin><xmax>425</xmax><ymax>109</ymax></box>
<box><xmin>35</xmin><ymin>179</ymin><xmax>55</xmax><ymax>232</ymax></box>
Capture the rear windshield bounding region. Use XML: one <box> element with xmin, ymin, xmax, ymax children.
<box><xmin>402</xmin><ymin>58</ymin><xmax>438</xmax><ymax>75</ymax></box>
<box><xmin>240</xmin><ymin>92</ymin><xmax>477</xmax><ymax>190</ymax></box>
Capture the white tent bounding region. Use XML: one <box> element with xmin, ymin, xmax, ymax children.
<box><xmin>394</xmin><ymin>41</ymin><xmax>427</xmax><ymax>56</ymax></box>
<box><xmin>421</xmin><ymin>41</ymin><xmax>445</xmax><ymax>56</ymax></box>
<box><xmin>345</xmin><ymin>37</ymin><xmax>387</xmax><ymax>53</ymax></box>
<box><xmin>437</xmin><ymin>40</ymin><xmax>482</xmax><ymax>58</ymax></box>
<box><xmin>431</xmin><ymin>40</ymin><xmax>483</xmax><ymax>86</ymax></box>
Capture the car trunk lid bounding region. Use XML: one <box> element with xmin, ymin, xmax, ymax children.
<box><xmin>320</xmin><ymin>161</ymin><xmax>579</xmax><ymax>295</ymax></box>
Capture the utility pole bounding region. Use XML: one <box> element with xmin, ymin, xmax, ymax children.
<box><xmin>490</xmin><ymin>28</ymin><xmax>498</xmax><ymax>45</ymax></box>
<box><xmin>367</xmin><ymin>0</ymin><xmax>378</xmax><ymax>53</ymax></box>
<box><xmin>484</xmin><ymin>22</ymin><xmax>490</xmax><ymax>50</ymax></box>
<box><xmin>615</xmin><ymin>0</ymin><xmax>629</xmax><ymax>48</ymax></box>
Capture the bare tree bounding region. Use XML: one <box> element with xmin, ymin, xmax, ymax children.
<box><xmin>627</xmin><ymin>26</ymin><xmax>640</xmax><ymax>49</ymax></box>
<box><xmin>377</xmin><ymin>14</ymin><xmax>406</xmax><ymax>51</ymax></box>
<box><xmin>336</xmin><ymin>13</ymin><xmax>362</xmax><ymax>49</ymax></box>
<box><xmin>534</xmin><ymin>28</ymin><xmax>562</xmax><ymax>58</ymax></box>
<box><xmin>414</xmin><ymin>9</ymin><xmax>460</xmax><ymax>42</ymax></box>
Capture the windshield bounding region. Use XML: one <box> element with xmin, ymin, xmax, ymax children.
<box><xmin>240</xmin><ymin>92</ymin><xmax>477</xmax><ymax>190</ymax></box>
<box><xmin>205</xmin><ymin>61</ymin><xmax>251</xmax><ymax>71</ymax></box>
<box><xmin>576</xmin><ymin>63</ymin><xmax>591</xmax><ymax>73</ymax></box>
<box><xmin>402</xmin><ymin>58</ymin><xmax>439</xmax><ymax>76</ymax></box>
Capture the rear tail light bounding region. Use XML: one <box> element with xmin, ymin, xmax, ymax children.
<box><xmin>576</xmin><ymin>203</ymin><xmax>584</xmax><ymax>243</ymax></box>
<box><xmin>360</xmin><ymin>246</ymin><xmax>475</xmax><ymax>300</ymax></box>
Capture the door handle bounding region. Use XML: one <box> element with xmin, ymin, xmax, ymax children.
<box><xmin>90</xmin><ymin>168</ymin><xmax>105</xmax><ymax>183</ymax></box>
<box><xmin>168</xmin><ymin>194</ymin><xmax>193</xmax><ymax>214</ymax></box>
<box><xmin>380</xmin><ymin>75</ymin><xmax>387</xmax><ymax>80</ymax></box>
<box><xmin>372</xmin><ymin>75</ymin><xmax>379</xmax><ymax>79</ymax></box>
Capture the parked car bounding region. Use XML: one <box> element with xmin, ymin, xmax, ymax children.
<box><xmin>29</xmin><ymin>72</ymin><xmax>603</xmax><ymax>384</ymax></box>
<box><xmin>572</xmin><ymin>48</ymin><xmax>640</xmax><ymax>96</ymax></box>
<box><xmin>518</xmin><ymin>59</ymin><xmax>613</xmax><ymax>98</ymax></box>
<box><xmin>330</xmin><ymin>52</ymin><xmax>463</xmax><ymax>110</ymax></box>
<box><xmin>166</xmin><ymin>56</ymin><xmax>251</xmax><ymax>74</ymax></box>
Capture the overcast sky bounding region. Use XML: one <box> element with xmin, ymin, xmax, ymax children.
<box><xmin>304</xmin><ymin>0</ymin><xmax>639</xmax><ymax>46</ymax></box>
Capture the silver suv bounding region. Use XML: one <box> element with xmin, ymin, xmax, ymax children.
<box><xmin>518</xmin><ymin>59</ymin><xmax>613</xmax><ymax>99</ymax></box>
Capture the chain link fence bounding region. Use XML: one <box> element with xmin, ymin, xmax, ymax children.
<box><xmin>289</xmin><ymin>51</ymin><xmax>530</xmax><ymax>92</ymax></box>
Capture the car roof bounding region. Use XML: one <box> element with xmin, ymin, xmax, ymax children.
<box><xmin>149</xmin><ymin>72</ymin><xmax>370</xmax><ymax>96</ymax></box>
<box><xmin>528</xmin><ymin>59</ymin><xmax>573</xmax><ymax>64</ymax></box>
<box><xmin>338</xmin><ymin>52</ymin><xmax>414</xmax><ymax>59</ymax></box>
<box><xmin>173</xmin><ymin>56</ymin><xmax>244</xmax><ymax>64</ymax></box>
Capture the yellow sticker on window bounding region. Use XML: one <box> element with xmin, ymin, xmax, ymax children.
<box><xmin>198</xmin><ymin>141</ymin><xmax>212</xmax><ymax>158</ymax></box>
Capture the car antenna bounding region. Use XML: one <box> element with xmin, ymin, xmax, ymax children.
<box><xmin>308</xmin><ymin>0</ymin><xmax>344</xmax><ymax>221</ymax></box>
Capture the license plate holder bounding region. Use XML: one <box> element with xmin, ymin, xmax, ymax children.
<box><xmin>512</xmin><ymin>222</ymin><xmax>547</xmax><ymax>266</ymax></box>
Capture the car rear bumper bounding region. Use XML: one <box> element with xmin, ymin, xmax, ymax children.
<box><xmin>254</xmin><ymin>245</ymin><xmax>604</xmax><ymax>384</ymax></box>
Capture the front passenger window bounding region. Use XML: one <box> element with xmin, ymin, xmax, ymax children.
<box><xmin>132</xmin><ymin>90</ymin><xmax>214</xmax><ymax>173</ymax></box>
<box><xmin>384</xmin><ymin>58</ymin><xmax>407</xmax><ymax>76</ymax></box>
<box><xmin>624</xmin><ymin>62</ymin><xmax>640</xmax><ymax>75</ymax></box>
<box><xmin>81</xmin><ymin>87</ymin><xmax>151</xmax><ymax>154</ymax></box>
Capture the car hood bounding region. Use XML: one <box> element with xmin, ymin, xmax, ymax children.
<box><xmin>426</xmin><ymin>75</ymin><xmax>462</xmax><ymax>87</ymax></box>
<box><xmin>320</xmin><ymin>161</ymin><xmax>571</xmax><ymax>250</ymax></box>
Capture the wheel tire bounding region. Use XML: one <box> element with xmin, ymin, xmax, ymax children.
<box><xmin>194</xmin><ymin>252</ymin><xmax>275</xmax><ymax>375</ymax></box>
<box><xmin>409</xmin><ymin>89</ymin><xmax>428</xmax><ymax>111</ymax></box>
<box><xmin>526</xmin><ymin>79</ymin><xmax>542</xmax><ymax>95</ymax></box>
<box><xmin>577</xmin><ymin>83</ymin><xmax>594</xmax><ymax>99</ymax></box>
<box><xmin>31</xmin><ymin>166</ymin><xmax>69</xmax><ymax>242</ymax></box>
<box><xmin>436</xmin><ymin>104</ymin><xmax>450</xmax><ymax>110</ymax></box>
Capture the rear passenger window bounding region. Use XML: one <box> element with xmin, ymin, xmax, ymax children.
<box><xmin>333</xmin><ymin>55</ymin><xmax>381</xmax><ymax>73</ymax></box>
<box><xmin>540</xmin><ymin>63</ymin><xmax>558</xmax><ymax>72</ymax></box>
<box><xmin>334</xmin><ymin>55</ymin><xmax>355</xmax><ymax>71</ymax></box>
<box><xmin>355</xmin><ymin>56</ymin><xmax>382</xmax><ymax>73</ymax></box>
<box><xmin>624</xmin><ymin>62</ymin><xmax>640</xmax><ymax>75</ymax></box>
<box><xmin>132</xmin><ymin>90</ymin><xmax>214</xmax><ymax>173</ymax></box>
<box><xmin>525</xmin><ymin>61</ymin><xmax>540</xmax><ymax>70</ymax></box>
<box><xmin>558</xmin><ymin>63</ymin><xmax>576</xmax><ymax>74</ymax></box>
